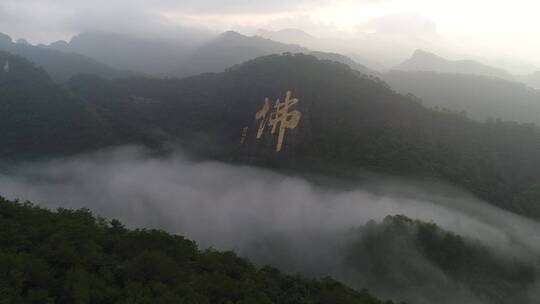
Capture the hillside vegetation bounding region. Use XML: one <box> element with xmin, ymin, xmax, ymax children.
<box><xmin>0</xmin><ymin>196</ymin><xmax>395</xmax><ymax>304</ymax></box>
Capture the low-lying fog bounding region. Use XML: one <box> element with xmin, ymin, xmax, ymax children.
<box><xmin>1</xmin><ymin>146</ymin><xmax>539</xmax><ymax>304</ymax></box>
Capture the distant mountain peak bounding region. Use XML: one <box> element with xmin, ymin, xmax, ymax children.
<box><xmin>49</xmin><ymin>40</ymin><xmax>69</xmax><ymax>47</ymax></box>
<box><xmin>0</xmin><ymin>32</ymin><xmax>127</xmax><ymax>82</ymax></box>
<box><xmin>396</xmin><ymin>49</ymin><xmax>512</xmax><ymax>80</ymax></box>
<box><xmin>218</xmin><ymin>30</ymin><xmax>245</xmax><ymax>39</ymax></box>
<box><xmin>212</xmin><ymin>31</ymin><xmax>256</xmax><ymax>45</ymax></box>
<box><xmin>411</xmin><ymin>49</ymin><xmax>440</xmax><ymax>59</ymax></box>
<box><xmin>255</xmin><ymin>28</ymin><xmax>315</xmax><ymax>46</ymax></box>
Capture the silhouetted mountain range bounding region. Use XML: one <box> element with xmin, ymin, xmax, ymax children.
<box><xmin>256</xmin><ymin>28</ymin><xmax>317</xmax><ymax>46</ymax></box>
<box><xmin>173</xmin><ymin>31</ymin><xmax>378</xmax><ymax>77</ymax></box>
<box><xmin>395</xmin><ymin>50</ymin><xmax>514</xmax><ymax>80</ymax></box>
<box><xmin>41</xmin><ymin>30</ymin><xmax>378</xmax><ymax>79</ymax></box>
<box><xmin>0</xmin><ymin>32</ymin><xmax>127</xmax><ymax>82</ymax></box>
<box><xmin>172</xmin><ymin>31</ymin><xmax>308</xmax><ymax>77</ymax></box>
<box><xmin>46</xmin><ymin>31</ymin><xmax>201</xmax><ymax>76</ymax></box>
<box><xmin>384</xmin><ymin>70</ymin><xmax>540</xmax><ymax>125</ymax></box>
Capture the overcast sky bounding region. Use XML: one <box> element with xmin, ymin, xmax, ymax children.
<box><xmin>1</xmin><ymin>0</ymin><xmax>539</xmax><ymax>66</ymax></box>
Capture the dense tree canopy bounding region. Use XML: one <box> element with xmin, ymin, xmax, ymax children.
<box><xmin>343</xmin><ymin>215</ymin><xmax>538</xmax><ymax>304</ymax></box>
<box><xmin>0</xmin><ymin>196</ymin><xmax>396</xmax><ymax>304</ymax></box>
<box><xmin>0</xmin><ymin>51</ymin><xmax>118</xmax><ymax>160</ymax></box>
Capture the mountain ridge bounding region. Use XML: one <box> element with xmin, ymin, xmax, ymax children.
<box><xmin>173</xmin><ymin>30</ymin><xmax>379</xmax><ymax>77</ymax></box>
<box><xmin>48</xmin><ymin>31</ymin><xmax>201</xmax><ymax>76</ymax></box>
<box><xmin>395</xmin><ymin>49</ymin><xmax>514</xmax><ymax>80</ymax></box>
<box><xmin>384</xmin><ymin>70</ymin><xmax>540</xmax><ymax>125</ymax></box>
<box><xmin>0</xmin><ymin>32</ymin><xmax>127</xmax><ymax>82</ymax></box>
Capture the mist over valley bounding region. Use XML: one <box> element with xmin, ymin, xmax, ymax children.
<box><xmin>1</xmin><ymin>1</ymin><xmax>540</xmax><ymax>303</ymax></box>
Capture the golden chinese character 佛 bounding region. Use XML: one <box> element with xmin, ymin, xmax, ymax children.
<box><xmin>254</xmin><ymin>90</ymin><xmax>301</xmax><ymax>152</ymax></box>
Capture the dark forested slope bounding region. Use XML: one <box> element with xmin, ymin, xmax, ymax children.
<box><xmin>0</xmin><ymin>51</ymin><xmax>118</xmax><ymax>160</ymax></box>
<box><xmin>0</xmin><ymin>196</ymin><xmax>394</xmax><ymax>304</ymax></box>
<box><xmin>1</xmin><ymin>195</ymin><xmax>537</xmax><ymax>304</ymax></box>
<box><xmin>341</xmin><ymin>215</ymin><xmax>538</xmax><ymax>304</ymax></box>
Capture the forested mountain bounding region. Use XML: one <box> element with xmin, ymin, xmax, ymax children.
<box><xmin>0</xmin><ymin>51</ymin><xmax>118</xmax><ymax>160</ymax></box>
<box><xmin>0</xmin><ymin>32</ymin><xmax>126</xmax><ymax>82</ymax></box>
<box><xmin>4</xmin><ymin>36</ymin><xmax>540</xmax><ymax>304</ymax></box>
<box><xmin>341</xmin><ymin>215</ymin><xmax>538</xmax><ymax>304</ymax></box>
<box><xmin>71</xmin><ymin>54</ymin><xmax>540</xmax><ymax>219</ymax></box>
<box><xmin>4</xmin><ymin>52</ymin><xmax>540</xmax><ymax>220</ymax></box>
<box><xmin>384</xmin><ymin>70</ymin><xmax>540</xmax><ymax>125</ymax></box>
<box><xmin>47</xmin><ymin>32</ymin><xmax>202</xmax><ymax>76</ymax></box>
<box><xmin>250</xmin><ymin>213</ymin><xmax>540</xmax><ymax>304</ymax></box>
<box><xmin>395</xmin><ymin>50</ymin><xmax>514</xmax><ymax>80</ymax></box>
<box><xmin>4</xmin><ymin>2</ymin><xmax>540</xmax><ymax>304</ymax></box>
<box><xmin>0</xmin><ymin>197</ymin><xmax>395</xmax><ymax>304</ymax></box>
<box><xmin>2</xmin><ymin>194</ymin><xmax>537</xmax><ymax>304</ymax></box>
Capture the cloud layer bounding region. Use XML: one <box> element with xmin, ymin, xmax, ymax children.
<box><xmin>1</xmin><ymin>146</ymin><xmax>539</xmax><ymax>303</ymax></box>
<box><xmin>0</xmin><ymin>0</ymin><xmax>363</xmax><ymax>42</ymax></box>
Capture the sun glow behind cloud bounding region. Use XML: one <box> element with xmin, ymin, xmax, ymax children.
<box><xmin>304</xmin><ymin>0</ymin><xmax>540</xmax><ymax>65</ymax></box>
